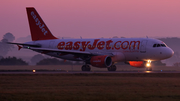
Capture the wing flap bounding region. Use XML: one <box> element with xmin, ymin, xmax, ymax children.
<box><xmin>30</xmin><ymin>47</ymin><xmax>93</xmax><ymax>55</ymax></box>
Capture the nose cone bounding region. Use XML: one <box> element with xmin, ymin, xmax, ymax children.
<box><xmin>165</xmin><ymin>48</ymin><xmax>174</xmax><ymax>59</ymax></box>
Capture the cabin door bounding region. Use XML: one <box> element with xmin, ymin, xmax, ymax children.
<box><xmin>140</xmin><ymin>40</ymin><xmax>147</xmax><ymax>53</ymax></box>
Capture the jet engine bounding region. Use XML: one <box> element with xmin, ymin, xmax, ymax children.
<box><xmin>90</xmin><ymin>55</ymin><xmax>112</xmax><ymax>68</ymax></box>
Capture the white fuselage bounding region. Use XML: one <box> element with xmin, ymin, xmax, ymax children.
<box><xmin>25</xmin><ymin>38</ymin><xmax>174</xmax><ymax>62</ymax></box>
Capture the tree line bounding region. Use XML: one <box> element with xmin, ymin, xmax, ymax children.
<box><xmin>0</xmin><ymin>56</ymin><xmax>166</xmax><ymax>66</ymax></box>
<box><xmin>0</xmin><ymin>33</ymin><xmax>15</xmax><ymax>57</ymax></box>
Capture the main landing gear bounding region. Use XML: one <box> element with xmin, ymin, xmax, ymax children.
<box><xmin>81</xmin><ymin>65</ymin><xmax>91</xmax><ymax>71</ymax></box>
<box><xmin>81</xmin><ymin>64</ymin><xmax>117</xmax><ymax>71</ymax></box>
<box><xmin>107</xmin><ymin>65</ymin><xmax>116</xmax><ymax>71</ymax></box>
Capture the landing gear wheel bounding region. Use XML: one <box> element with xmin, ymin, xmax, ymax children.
<box><xmin>146</xmin><ymin>67</ymin><xmax>152</xmax><ymax>71</ymax></box>
<box><xmin>81</xmin><ymin>65</ymin><xmax>91</xmax><ymax>71</ymax></box>
<box><xmin>107</xmin><ymin>65</ymin><xmax>117</xmax><ymax>71</ymax></box>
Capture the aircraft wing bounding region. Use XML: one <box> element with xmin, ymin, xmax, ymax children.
<box><xmin>7</xmin><ymin>42</ymin><xmax>41</xmax><ymax>47</ymax></box>
<box><xmin>7</xmin><ymin>42</ymin><xmax>114</xmax><ymax>56</ymax></box>
<box><xmin>30</xmin><ymin>47</ymin><xmax>114</xmax><ymax>56</ymax></box>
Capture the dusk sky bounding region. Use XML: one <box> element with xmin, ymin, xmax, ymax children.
<box><xmin>1</xmin><ymin>0</ymin><xmax>180</xmax><ymax>41</ymax></box>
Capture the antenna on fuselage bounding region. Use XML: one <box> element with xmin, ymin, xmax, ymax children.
<box><xmin>80</xmin><ymin>36</ymin><xmax>82</xmax><ymax>39</ymax></box>
<box><xmin>146</xmin><ymin>36</ymin><xmax>148</xmax><ymax>38</ymax></box>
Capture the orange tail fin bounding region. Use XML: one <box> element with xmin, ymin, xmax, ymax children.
<box><xmin>26</xmin><ymin>7</ymin><xmax>57</xmax><ymax>41</ymax></box>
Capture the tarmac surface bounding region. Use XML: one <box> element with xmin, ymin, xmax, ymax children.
<box><xmin>0</xmin><ymin>70</ymin><xmax>179</xmax><ymax>74</ymax></box>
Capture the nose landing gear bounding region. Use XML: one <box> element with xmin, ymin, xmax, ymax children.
<box><xmin>145</xmin><ymin>60</ymin><xmax>152</xmax><ymax>71</ymax></box>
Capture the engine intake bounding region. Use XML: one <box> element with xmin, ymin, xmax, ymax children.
<box><xmin>90</xmin><ymin>55</ymin><xmax>112</xmax><ymax>68</ymax></box>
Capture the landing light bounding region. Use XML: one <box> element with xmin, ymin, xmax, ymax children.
<box><xmin>33</xmin><ymin>69</ymin><xmax>36</xmax><ymax>73</ymax></box>
<box><xmin>146</xmin><ymin>63</ymin><xmax>151</xmax><ymax>67</ymax></box>
<box><xmin>147</xmin><ymin>60</ymin><xmax>151</xmax><ymax>63</ymax></box>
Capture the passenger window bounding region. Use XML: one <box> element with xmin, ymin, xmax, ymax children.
<box><xmin>153</xmin><ymin>44</ymin><xmax>156</xmax><ymax>47</ymax></box>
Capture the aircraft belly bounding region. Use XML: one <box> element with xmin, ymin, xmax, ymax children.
<box><xmin>53</xmin><ymin>53</ymin><xmax>82</xmax><ymax>61</ymax></box>
<box><xmin>124</xmin><ymin>52</ymin><xmax>143</xmax><ymax>61</ymax></box>
<box><xmin>58</xmin><ymin>55</ymin><xmax>82</xmax><ymax>61</ymax></box>
<box><xmin>34</xmin><ymin>50</ymin><xmax>82</xmax><ymax>61</ymax></box>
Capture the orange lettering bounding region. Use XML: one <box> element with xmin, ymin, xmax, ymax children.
<box><xmin>73</xmin><ymin>41</ymin><xmax>80</xmax><ymax>50</ymax></box>
<box><xmin>88</xmin><ymin>39</ymin><xmax>100</xmax><ymax>50</ymax></box>
<box><xmin>97</xmin><ymin>41</ymin><xmax>105</xmax><ymax>50</ymax></box>
<box><xmin>114</xmin><ymin>41</ymin><xmax>121</xmax><ymax>50</ymax></box>
<box><xmin>65</xmin><ymin>41</ymin><xmax>73</xmax><ymax>50</ymax></box>
<box><xmin>121</xmin><ymin>41</ymin><xmax>129</xmax><ymax>50</ymax></box>
<box><xmin>57</xmin><ymin>42</ymin><xmax>65</xmax><ymax>50</ymax></box>
<box><xmin>81</xmin><ymin>41</ymin><xmax>90</xmax><ymax>51</ymax></box>
<box><xmin>106</xmin><ymin>40</ymin><xmax>113</xmax><ymax>50</ymax></box>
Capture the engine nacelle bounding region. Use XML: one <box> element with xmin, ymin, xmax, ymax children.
<box><xmin>129</xmin><ymin>61</ymin><xmax>145</xmax><ymax>68</ymax></box>
<box><xmin>90</xmin><ymin>55</ymin><xmax>112</xmax><ymax>68</ymax></box>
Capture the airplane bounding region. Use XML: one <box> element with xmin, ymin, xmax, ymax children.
<box><xmin>8</xmin><ymin>7</ymin><xmax>174</xmax><ymax>71</ymax></box>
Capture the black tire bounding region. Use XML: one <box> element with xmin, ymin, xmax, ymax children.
<box><xmin>146</xmin><ymin>67</ymin><xmax>152</xmax><ymax>71</ymax></box>
<box><xmin>81</xmin><ymin>65</ymin><xmax>91</xmax><ymax>71</ymax></box>
<box><xmin>107</xmin><ymin>65</ymin><xmax>116</xmax><ymax>71</ymax></box>
<box><xmin>82</xmin><ymin>65</ymin><xmax>86</xmax><ymax>71</ymax></box>
<box><xmin>86</xmin><ymin>65</ymin><xmax>91</xmax><ymax>71</ymax></box>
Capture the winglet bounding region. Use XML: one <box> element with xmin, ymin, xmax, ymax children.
<box><xmin>26</xmin><ymin>7</ymin><xmax>58</xmax><ymax>41</ymax></box>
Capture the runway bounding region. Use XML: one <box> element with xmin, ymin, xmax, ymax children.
<box><xmin>0</xmin><ymin>70</ymin><xmax>179</xmax><ymax>74</ymax></box>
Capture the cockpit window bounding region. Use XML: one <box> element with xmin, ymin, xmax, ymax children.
<box><xmin>161</xmin><ymin>44</ymin><xmax>166</xmax><ymax>47</ymax></box>
<box><xmin>157</xmin><ymin>44</ymin><xmax>160</xmax><ymax>47</ymax></box>
<box><xmin>153</xmin><ymin>44</ymin><xmax>166</xmax><ymax>47</ymax></box>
